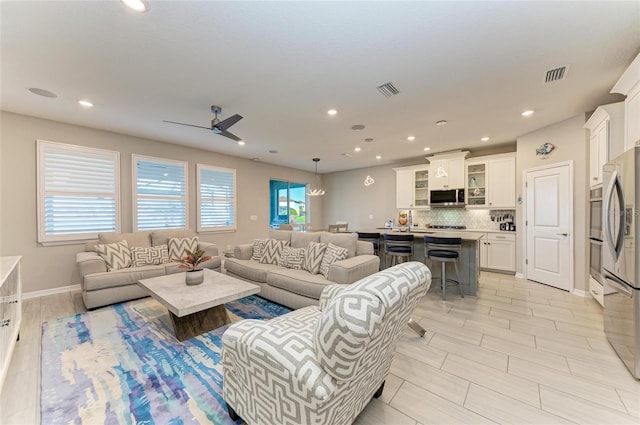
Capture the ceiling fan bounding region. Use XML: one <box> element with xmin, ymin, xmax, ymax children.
<box><xmin>163</xmin><ymin>105</ymin><xmax>243</xmax><ymax>142</ymax></box>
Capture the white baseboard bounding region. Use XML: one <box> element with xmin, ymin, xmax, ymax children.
<box><xmin>571</xmin><ymin>288</ymin><xmax>590</xmax><ymax>298</ymax></box>
<box><xmin>515</xmin><ymin>272</ymin><xmax>524</xmax><ymax>279</ymax></box>
<box><xmin>23</xmin><ymin>284</ymin><xmax>81</xmax><ymax>300</ymax></box>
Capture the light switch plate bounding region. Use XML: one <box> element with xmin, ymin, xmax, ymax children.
<box><xmin>250</xmin><ymin>215</ymin><xmax>257</xmax><ymax>221</ymax></box>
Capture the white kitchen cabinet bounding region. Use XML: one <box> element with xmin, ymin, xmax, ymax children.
<box><xmin>584</xmin><ymin>102</ymin><xmax>625</xmax><ymax>188</ymax></box>
<box><xmin>611</xmin><ymin>52</ymin><xmax>640</xmax><ymax>152</ymax></box>
<box><xmin>1</xmin><ymin>256</ymin><xmax>21</xmax><ymax>391</ymax></box>
<box><xmin>589</xmin><ymin>277</ymin><xmax>604</xmax><ymax>307</ymax></box>
<box><xmin>466</xmin><ymin>153</ymin><xmax>516</xmax><ymax>209</ymax></box>
<box><xmin>481</xmin><ymin>233</ymin><xmax>515</xmax><ymax>272</ymax></box>
<box><xmin>428</xmin><ymin>152</ymin><xmax>468</xmax><ymax>191</ymax></box>
<box><xmin>393</xmin><ymin>165</ymin><xmax>429</xmax><ymax>209</ymax></box>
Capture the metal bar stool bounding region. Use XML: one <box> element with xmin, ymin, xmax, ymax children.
<box><xmin>384</xmin><ymin>233</ymin><xmax>414</xmax><ymax>267</ymax></box>
<box><xmin>424</xmin><ymin>236</ymin><xmax>464</xmax><ymax>300</ymax></box>
<box><xmin>357</xmin><ymin>232</ymin><xmax>380</xmax><ymax>256</ymax></box>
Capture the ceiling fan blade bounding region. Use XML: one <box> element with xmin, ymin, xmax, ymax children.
<box><xmin>215</xmin><ymin>114</ymin><xmax>243</xmax><ymax>131</ymax></box>
<box><xmin>217</xmin><ymin>129</ymin><xmax>242</xmax><ymax>142</ymax></box>
<box><xmin>162</xmin><ymin>120</ymin><xmax>211</xmax><ymax>130</ymax></box>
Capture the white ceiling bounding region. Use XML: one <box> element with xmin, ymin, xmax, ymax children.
<box><xmin>2</xmin><ymin>1</ymin><xmax>639</xmax><ymax>173</ymax></box>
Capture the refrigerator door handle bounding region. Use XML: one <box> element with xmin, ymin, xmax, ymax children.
<box><xmin>604</xmin><ymin>171</ymin><xmax>625</xmax><ymax>260</ymax></box>
<box><xmin>604</xmin><ymin>271</ymin><xmax>634</xmax><ymax>298</ymax></box>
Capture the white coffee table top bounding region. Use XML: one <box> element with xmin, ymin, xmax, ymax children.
<box><xmin>138</xmin><ymin>269</ymin><xmax>260</xmax><ymax>317</ymax></box>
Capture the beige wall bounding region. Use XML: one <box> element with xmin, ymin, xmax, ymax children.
<box><xmin>0</xmin><ymin>111</ymin><xmax>320</xmax><ymax>293</ymax></box>
<box><xmin>515</xmin><ymin>114</ymin><xmax>589</xmax><ymax>292</ymax></box>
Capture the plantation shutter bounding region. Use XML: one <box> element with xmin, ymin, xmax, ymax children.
<box><xmin>133</xmin><ymin>155</ymin><xmax>188</xmax><ymax>230</ymax></box>
<box><xmin>197</xmin><ymin>164</ymin><xmax>236</xmax><ymax>232</ymax></box>
<box><xmin>37</xmin><ymin>140</ymin><xmax>120</xmax><ymax>244</ymax></box>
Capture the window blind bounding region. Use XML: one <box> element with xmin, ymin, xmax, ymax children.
<box><xmin>133</xmin><ymin>156</ymin><xmax>187</xmax><ymax>231</ymax></box>
<box><xmin>37</xmin><ymin>140</ymin><xmax>120</xmax><ymax>244</ymax></box>
<box><xmin>197</xmin><ymin>164</ymin><xmax>236</xmax><ymax>232</ymax></box>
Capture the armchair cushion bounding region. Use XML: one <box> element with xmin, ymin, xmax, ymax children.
<box><xmin>94</xmin><ymin>240</ymin><xmax>132</xmax><ymax>271</ymax></box>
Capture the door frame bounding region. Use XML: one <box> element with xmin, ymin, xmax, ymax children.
<box><xmin>522</xmin><ymin>160</ymin><xmax>574</xmax><ymax>291</ymax></box>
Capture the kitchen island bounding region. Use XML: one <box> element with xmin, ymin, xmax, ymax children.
<box><xmin>361</xmin><ymin>228</ymin><xmax>483</xmax><ymax>296</ymax></box>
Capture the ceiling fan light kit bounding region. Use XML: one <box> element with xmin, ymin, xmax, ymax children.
<box><xmin>307</xmin><ymin>158</ymin><xmax>327</xmax><ymax>196</ymax></box>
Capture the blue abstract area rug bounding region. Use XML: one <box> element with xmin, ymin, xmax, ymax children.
<box><xmin>41</xmin><ymin>295</ymin><xmax>291</xmax><ymax>425</ymax></box>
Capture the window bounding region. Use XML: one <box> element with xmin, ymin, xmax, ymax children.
<box><xmin>133</xmin><ymin>155</ymin><xmax>187</xmax><ymax>231</ymax></box>
<box><xmin>37</xmin><ymin>140</ymin><xmax>120</xmax><ymax>244</ymax></box>
<box><xmin>197</xmin><ymin>164</ymin><xmax>236</xmax><ymax>232</ymax></box>
<box><xmin>269</xmin><ymin>180</ymin><xmax>307</xmax><ymax>228</ymax></box>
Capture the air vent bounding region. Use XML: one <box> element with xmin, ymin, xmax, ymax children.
<box><xmin>544</xmin><ymin>66</ymin><xmax>568</xmax><ymax>83</ymax></box>
<box><xmin>377</xmin><ymin>81</ymin><xmax>400</xmax><ymax>97</ymax></box>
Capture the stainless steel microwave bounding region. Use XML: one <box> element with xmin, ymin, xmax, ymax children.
<box><xmin>430</xmin><ymin>189</ymin><xmax>465</xmax><ymax>207</ymax></box>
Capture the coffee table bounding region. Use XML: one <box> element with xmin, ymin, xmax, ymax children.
<box><xmin>138</xmin><ymin>269</ymin><xmax>260</xmax><ymax>341</ymax></box>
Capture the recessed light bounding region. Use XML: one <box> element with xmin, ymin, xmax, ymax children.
<box><xmin>407</xmin><ymin>136</ymin><xmax>416</xmax><ymax>141</ymax></box>
<box><xmin>375</xmin><ymin>155</ymin><xmax>382</xmax><ymax>160</ymax></box>
<box><xmin>481</xmin><ymin>137</ymin><xmax>490</xmax><ymax>142</ymax></box>
<box><xmin>522</xmin><ymin>110</ymin><xmax>535</xmax><ymax>117</ymax></box>
<box><xmin>423</xmin><ymin>147</ymin><xmax>431</xmax><ymax>151</ymax></box>
<box><xmin>121</xmin><ymin>0</ymin><xmax>147</xmax><ymax>12</ymax></box>
<box><xmin>238</xmin><ymin>141</ymin><xmax>245</xmax><ymax>146</ymax></box>
<box><xmin>78</xmin><ymin>100</ymin><xmax>93</xmax><ymax>108</ymax></box>
<box><xmin>327</xmin><ymin>109</ymin><xmax>338</xmax><ymax>116</ymax></box>
<box><xmin>354</xmin><ymin>147</ymin><xmax>361</xmax><ymax>152</ymax></box>
<box><xmin>28</xmin><ymin>88</ymin><xmax>57</xmax><ymax>98</ymax></box>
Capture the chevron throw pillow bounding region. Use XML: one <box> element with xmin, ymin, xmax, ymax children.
<box><xmin>251</xmin><ymin>239</ymin><xmax>267</xmax><ymax>261</ymax></box>
<box><xmin>303</xmin><ymin>241</ymin><xmax>328</xmax><ymax>274</ymax></box>
<box><xmin>278</xmin><ymin>246</ymin><xmax>306</xmax><ymax>270</ymax></box>
<box><xmin>258</xmin><ymin>239</ymin><xmax>289</xmax><ymax>265</ymax></box>
<box><xmin>130</xmin><ymin>245</ymin><xmax>169</xmax><ymax>267</ymax></box>
<box><xmin>95</xmin><ymin>240</ymin><xmax>132</xmax><ymax>271</ymax></box>
<box><xmin>168</xmin><ymin>237</ymin><xmax>198</xmax><ymax>261</ymax></box>
<box><xmin>319</xmin><ymin>243</ymin><xmax>349</xmax><ymax>278</ymax></box>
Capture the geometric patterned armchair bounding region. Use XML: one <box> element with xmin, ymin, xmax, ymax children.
<box><xmin>222</xmin><ymin>261</ymin><xmax>432</xmax><ymax>425</ymax></box>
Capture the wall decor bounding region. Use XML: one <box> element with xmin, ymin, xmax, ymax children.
<box><xmin>536</xmin><ymin>142</ymin><xmax>555</xmax><ymax>158</ymax></box>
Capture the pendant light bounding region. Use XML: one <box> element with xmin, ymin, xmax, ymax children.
<box><xmin>363</xmin><ymin>138</ymin><xmax>375</xmax><ymax>186</ymax></box>
<box><xmin>435</xmin><ymin>120</ymin><xmax>449</xmax><ymax>178</ymax></box>
<box><xmin>307</xmin><ymin>158</ymin><xmax>327</xmax><ymax>196</ymax></box>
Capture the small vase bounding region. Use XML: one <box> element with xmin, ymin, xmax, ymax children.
<box><xmin>185</xmin><ymin>269</ymin><xmax>205</xmax><ymax>285</ymax></box>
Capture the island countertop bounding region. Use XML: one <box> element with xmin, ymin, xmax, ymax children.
<box><xmin>368</xmin><ymin>228</ymin><xmax>485</xmax><ymax>241</ymax></box>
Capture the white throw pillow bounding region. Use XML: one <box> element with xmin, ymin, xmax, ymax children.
<box><xmin>168</xmin><ymin>237</ymin><xmax>198</xmax><ymax>261</ymax></box>
<box><xmin>95</xmin><ymin>240</ymin><xmax>132</xmax><ymax>271</ymax></box>
<box><xmin>319</xmin><ymin>243</ymin><xmax>349</xmax><ymax>278</ymax></box>
<box><xmin>130</xmin><ymin>245</ymin><xmax>169</xmax><ymax>267</ymax></box>
<box><xmin>303</xmin><ymin>241</ymin><xmax>328</xmax><ymax>275</ymax></box>
<box><xmin>259</xmin><ymin>239</ymin><xmax>289</xmax><ymax>265</ymax></box>
<box><xmin>278</xmin><ymin>247</ymin><xmax>306</xmax><ymax>270</ymax></box>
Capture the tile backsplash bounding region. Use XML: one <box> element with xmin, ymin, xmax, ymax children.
<box><xmin>409</xmin><ymin>209</ymin><xmax>515</xmax><ymax>230</ymax></box>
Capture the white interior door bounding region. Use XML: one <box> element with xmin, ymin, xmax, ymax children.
<box><xmin>525</xmin><ymin>163</ymin><xmax>572</xmax><ymax>291</ymax></box>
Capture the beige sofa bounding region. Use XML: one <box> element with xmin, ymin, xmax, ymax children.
<box><xmin>76</xmin><ymin>229</ymin><xmax>221</xmax><ymax>309</ymax></box>
<box><xmin>224</xmin><ymin>229</ymin><xmax>380</xmax><ymax>309</ymax></box>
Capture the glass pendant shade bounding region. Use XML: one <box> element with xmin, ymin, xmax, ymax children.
<box><xmin>435</xmin><ymin>166</ymin><xmax>448</xmax><ymax>178</ymax></box>
<box><xmin>364</xmin><ymin>175</ymin><xmax>375</xmax><ymax>186</ymax></box>
<box><xmin>307</xmin><ymin>158</ymin><xmax>326</xmax><ymax>196</ymax></box>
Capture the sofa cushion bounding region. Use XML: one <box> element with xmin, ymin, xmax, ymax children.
<box><xmin>83</xmin><ymin>264</ymin><xmax>165</xmax><ymax>291</ymax></box>
<box><xmin>278</xmin><ymin>246</ymin><xmax>306</xmax><ymax>270</ymax></box>
<box><xmin>98</xmin><ymin>231</ymin><xmax>151</xmax><ymax>248</ymax></box>
<box><xmin>304</xmin><ymin>242</ymin><xmax>327</xmax><ymax>274</ymax></box>
<box><xmin>168</xmin><ymin>237</ymin><xmax>198</xmax><ymax>261</ymax></box>
<box><xmin>251</xmin><ymin>239</ymin><xmax>267</xmax><ymax>261</ymax></box>
<box><xmin>291</xmin><ymin>231</ymin><xmax>321</xmax><ymax>249</ymax></box>
<box><xmin>224</xmin><ymin>258</ymin><xmax>280</xmax><ymax>283</ymax></box>
<box><xmin>151</xmin><ymin>229</ymin><xmax>196</xmax><ymax>247</ymax></box>
<box><xmin>320</xmin><ymin>232</ymin><xmax>358</xmax><ymax>258</ymax></box>
<box><xmin>267</xmin><ymin>268</ymin><xmax>334</xmax><ymax>299</ymax></box>
<box><xmin>267</xmin><ymin>229</ymin><xmax>292</xmax><ymax>242</ymax></box>
<box><xmin>130</xmin><ymin>245</ymin><xmax>169</xmax><ymax>267</ymax></box>
<box><xmin>319</xmin><ymin>243</ymin><xmax>349</xmax><ymax>278</ymax></box>
<box><xmin>259</xmin><ymin>239</ymin><xmax>289</xmax><ymax>265</ymax></box>
<box><xmin>95</xmin><ymin>240</ymin><xmax>132</xmax><ymax>271</ymax></box>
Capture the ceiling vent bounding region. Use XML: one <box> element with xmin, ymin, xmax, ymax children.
<box><xmin>544</xmin><ymin>66</ymin><xmax>568</xmax><ymax>83</ymax></box>
<box><xmin>377</xmin><ymin>81</ymin><xmax>400</xmax><ymax>97</ymax></box>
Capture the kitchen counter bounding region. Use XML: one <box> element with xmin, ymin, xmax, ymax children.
<box><xmin>362</xmin><ymin>229</ymin><xmax>481</xmax><ymax>296</ymax></box>
<box><xmin>376</xmin><ymin>227</ymin><xmax>516</xmax><ymax>235</ymax></box>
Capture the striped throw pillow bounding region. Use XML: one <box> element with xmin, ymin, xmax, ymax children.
<box><xmin>303</xmin><ymin>241</ymin><xmax>327</xmax><ymax>275</ymax></box>
<box><xmin>168</xmin><ymin>237</ymin><xmax>198</xmax><ymax>261</ymax></box>
<box><xmin>95</xmin><ymin>240</ymin><xmax>132</xmax><ymax>271</ymax></box>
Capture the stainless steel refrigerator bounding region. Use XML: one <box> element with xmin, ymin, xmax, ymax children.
<box><xmin>602</xmin><ymin>146</ymin><xmax>640</xmax><ymax>379</ymax></box>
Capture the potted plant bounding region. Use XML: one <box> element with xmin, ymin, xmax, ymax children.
<box><xmin>171</xmin><ymin>248</ymin><xmax>212</xmax><ymax>285</ymax></box>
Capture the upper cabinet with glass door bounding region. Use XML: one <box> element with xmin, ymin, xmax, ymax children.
<box><xmin>466</xmin><ymin>162</ymin><xmax>486</xmax><ymax>206</ymax></box>
<box><xmin>393</xmin><ymin>165</ymin><xmax>430</xmax><ymax>209</ymax></box>
<box><xmin>466</xmin><ymin>153</ymin><xmax>516</xmax><ymax>209</ymax></box>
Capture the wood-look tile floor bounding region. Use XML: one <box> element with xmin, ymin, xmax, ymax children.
<box><xmin>2</xmin><ymin>272</ymin><xmax>639</xmax><ymax>424</ymax></box>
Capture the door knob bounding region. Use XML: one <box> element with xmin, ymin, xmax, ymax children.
<box><xmin>557</xmin><ymin>233</ymin><xmax>568</xmax><ymax>236</ymax></box>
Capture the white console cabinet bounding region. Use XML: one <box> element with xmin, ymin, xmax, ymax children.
<box><xmin>1</xmin><ymin>256</ymin><xmax>22</xmax><ymax>391</ymax></box>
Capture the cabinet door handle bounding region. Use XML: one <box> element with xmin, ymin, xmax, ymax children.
<box><xmin>557</xmin><ymin>233</ymin><xmax>568</xmax><ymax>236</ymax></box>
